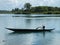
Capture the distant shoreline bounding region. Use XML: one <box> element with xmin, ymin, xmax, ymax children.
<box><xmin>0</xmin><ymin>13</ymin><xmax>60</xmax><ymax>14</ymax></box>
<box><xmin>1</xmin><ymin>6</ymin><xmax>60</xmax><ymax>14</ymax></box>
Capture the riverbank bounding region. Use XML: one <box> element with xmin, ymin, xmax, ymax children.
<box><xmin>1</xmin><ymin>11</ymin><xmax>60</xmax><ymax>14</ymax></box>
<box><xmin>1</xmin><ymin>6</ymin><xmax>60</xmax><ymax>14</ymax></box>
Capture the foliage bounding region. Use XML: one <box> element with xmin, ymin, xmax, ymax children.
<box><xmin>1</xmin><ymin>3</ymin><xmax>60</xmax><ymax>14</ymax></box>
<box><xmin>24</xmin><ymin>3</ymin><xmax>31</xmax><ymax>11</ymax></box>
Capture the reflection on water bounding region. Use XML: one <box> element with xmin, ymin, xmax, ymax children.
<box><xmin>0</xmin><ymin>14</ymin><xmax>60</xmax><ymax>45</ymax></box>
<box><xmin>6</xmin><ymin>32</ymin><xmax>54</xmax><ymax>45</ymax></box>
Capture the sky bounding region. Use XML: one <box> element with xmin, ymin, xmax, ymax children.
<box><xmin>0</xmin><ymin>0</ymin><xmax>60</xmax><ymax>10</ymax></box>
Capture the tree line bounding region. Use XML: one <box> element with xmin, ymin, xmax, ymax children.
<box><xmin>11</xmin><ymin>3</ymin><xmax>60</xmax><ymax>14</ymax></box>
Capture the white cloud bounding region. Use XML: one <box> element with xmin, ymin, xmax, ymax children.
<box><xmin>0</xmin><ymin>0</ymin><xmax>60</xmax><ymax>10</ymax></box>
<box><xmin>7</xmin><ymin>0</ymin><xmax>60</xmax><ymax>7</ymax></box>
<box><xmin>9</xmin><ymin>0</ymin><xmax>19</xmax><ymax>5</ymax></box>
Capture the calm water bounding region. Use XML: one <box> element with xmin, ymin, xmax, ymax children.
<box><xmin>0</xmin><ymin>14</ymin><xmax>60</xmax><ymax>45</ymax></box>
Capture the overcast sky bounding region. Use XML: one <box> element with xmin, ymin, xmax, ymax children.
<box><xmin>0</xmin><ymin>0</ymin><xmax>60</xmax><ymax>10</ymax></box>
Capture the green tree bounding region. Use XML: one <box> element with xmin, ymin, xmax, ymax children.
<box><xmin>24</xmin><ymin>3</ymin><xmax>31</xmax><ymax>10</ymax></box>
<box><xmin>14</xmin><ymin>8</ymin><xmax>19</xmax><ymax>11</ymax></box>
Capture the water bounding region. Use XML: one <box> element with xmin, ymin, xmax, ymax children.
<box><xmin>0</xmin><ymin>14</ymin><xmax>60</xmax><ymax>45</ymax></box>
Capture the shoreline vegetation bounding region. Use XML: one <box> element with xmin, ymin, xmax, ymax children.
<box><xmin>1</xmin><ymin>3</ymin><xmax>60</xmax><ymax>14</ymax></box>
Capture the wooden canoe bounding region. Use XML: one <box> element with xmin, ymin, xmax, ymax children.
<box><xmin>6</xmin><ymin>28</ymin><xmax>54</xmax><ymax>32</ymax></box>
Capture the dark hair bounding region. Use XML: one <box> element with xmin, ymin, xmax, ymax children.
<box><xmin>43</xmin><ymin>26</ymin><xmax>45</xmax><ymax>28</ymax></box>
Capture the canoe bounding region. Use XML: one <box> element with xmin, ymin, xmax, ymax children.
<box><xmin>6</xmin><ymin>28</ymin><xmax>54</xmax><ymax>32</ymax></box>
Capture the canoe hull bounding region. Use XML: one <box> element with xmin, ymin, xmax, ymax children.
<box><xmin>6</xmin><ymin>28</ymin><xmax>54</xmax><ymax>32</ymax></box>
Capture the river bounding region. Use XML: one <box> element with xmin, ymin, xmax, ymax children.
<box><xmin>0</xmin><ymin>14</ymin><xmax>60</xmax><ymax>45</ymax></box>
